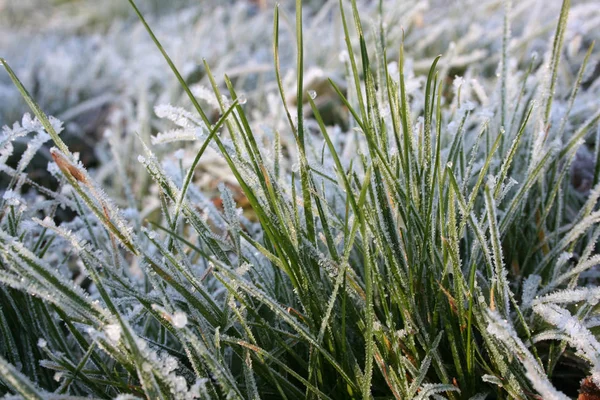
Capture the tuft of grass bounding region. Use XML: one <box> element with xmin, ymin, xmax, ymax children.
<box><xmin>1</xmin><ymin>0</ymin><xmax>600</xmax><ymax>399</ymax></box>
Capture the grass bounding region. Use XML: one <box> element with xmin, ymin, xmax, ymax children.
<box><xmin>1</xmin><ymin>0</ymin><xmax>600</xmax><ymax>399</ymax></box>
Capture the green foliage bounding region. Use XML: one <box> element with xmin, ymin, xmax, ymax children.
<box><xmin>1</xmin><ymin>0</ymin><xmax>600</xmax><ymax>399</ymax></box>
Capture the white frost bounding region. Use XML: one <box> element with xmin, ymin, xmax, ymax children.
<box><xmin>105</xmin><ymin>323</ymin><xmax>122</xmax><ymax>342</ymax></box>
<box><xmin>172</xmin><ymin>311</ymin><xmax>188</xmax><ymax>329</ymax></box>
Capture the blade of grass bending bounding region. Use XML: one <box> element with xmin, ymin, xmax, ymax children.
<box><xmin>508</xmin><ymin>55</ymin><xmax>536</xmax><ymax>137</ymax></box>
<box><xmin>0</xmin><ymin>354</ymin><xmax>44</xmax><ymax>400</ymax></box>
<box><xmin>296</xmin><ymin>0</ymin><xmax>305</xmax><ymax>151</ymax></box>
<box><xmin>398</xmin><ymin>35</ymin><xmax>414</xmax><ymax>190</ymax></box>
<box><xmin>128</xmin><ymin>0</ymin><xmax>210</xmax><ymax>126</ymax></box>
<box><xmin>544</xmin><ymin>0</ymin><xmax>571</xmax><ymax>126</ymax></box>
<box><xmin>129</xmin><ymin>0</ymin><xmax>250</xmax><ymax>246</ymax></box>
<box><xmin>339</xmin><ymin>0</ymin><xmax>367</xmax><ymax>121</ymax></box>
<box><xmin>558</xmin><ymin>108</ymin><xmax>600</xmax><ymax>160</ymax></box>
<box><xmin>0</xmin><ymin>59</ymin><xmax>69</xmax><ymax>155</ymax></box>
<box><xmin>273</xmin><ymin>5</ymin><xmax>298</xmax><ymax>138</ymax></box>
<box><xmin>422</xmin><ymin>74</ymin><xmax>442</xmax><ymax>265</ymax></box>
<box><xmin>274</xmin><ymin>3</ymin><xmax>315</xmax><ymax>244</ymax></box>
<box><xmin>595</xmin><ymin>124</ymin><xmax>600</xmax><ymax>187</ymax></box>
<box><xmin>557</xmin><ymin>41</ymin><xmax>594</xmax><ymax>141</ymax></box>
<box><xmin>424</xmin><ymin>55</ymin><xmax>442</xmax><ymax>164</ymax></box>
<box><xmin>170</xmin><ymin>99</ymin><xmax>239</xmax><ymax>236</ymax></box>
<box><xmin>384</xmin><ymin>47</ymin><xmax>404</xmax><ymax>166</ymax></box>
<box><xmin>485</xmin><ymin>185</ymin><xmax>510</xmax><ymax>317</ymax></box>
<box><xmin>500</xmin><ymin>0</ymin><xmax>511</xmax><ymax>150</ymax></box>
<box><xmin>223</xmin><ymin>75</ymin><xmax>265</xmax><ymax>169</ymax></box>
<box><xmin>222</xmin><ymin>76</ymin><xmax>289</xmax><ymax>221</ymax></box>
<box><xmin>202</xmin><ymin>60</ymin><xmax>244</xmax><ymax>156</ymax></box>
<box><xmin>329</xmin><ymin>78</ymin><xmax>368</xmax><ymax>133</ymax></box>
<box><xmin>308</xmin><ymin>97</ymin><xmax>360</xmax><ymax>215</ymax></box>
<box><xmin>296</xmin><ymin>0</ymin><xmax>316</xmax><ymax>244</ymax></box>
<box><xmin>350</xmin><ymin>0</ymin><xmax>385</xmax><ymax>156</ymax></box>
<box><xmin>57</xmin><ymin>167</ymin><xmax>138</xmax><ymax>255</ymax></box>
<box><xmin>312</xmin><ymin>181</ymin><xmax>341</xmax><ymax>262</ymax></box>
<box><xmin>494</xmin><ymin>102</ymin><xmax>533</xmax><ymax>200</ymax></box>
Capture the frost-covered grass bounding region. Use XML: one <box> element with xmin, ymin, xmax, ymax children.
<box><xmin>1</xmin><ymin>0</ymin><xmax>600</xmax><ymax>399</ymax></box>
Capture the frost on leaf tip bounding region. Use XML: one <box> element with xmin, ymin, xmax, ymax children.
<box><xmin>154</xmin><ymin>104</ymin><xmax>202</xmax><ymax>129</ymax></box>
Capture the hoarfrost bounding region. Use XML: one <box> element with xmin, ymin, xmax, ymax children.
<box><xmin>172</xmin><ymin>311</ymin><xmax>188</xmax><ymax>329</ymax></box>
<box><xmin>104</xmin><ymin>324</ymin><xmax>122</xmax><ymax>343</ymax></box>
<box><xmin>533</xmin><ymin>303</ymin><xmax>600</xmax><ymax>385</ymax></box>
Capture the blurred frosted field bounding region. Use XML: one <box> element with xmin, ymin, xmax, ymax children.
<box><xmin>2</xmin><ymin>0</ymin><xmax>599</xmax><ymax>194</ymax></box>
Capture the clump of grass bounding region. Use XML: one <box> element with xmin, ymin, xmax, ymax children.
<box><xmin>1</xmin><ymin>0</ymin><xmax>600</xmax><ymax>399</ymax></box>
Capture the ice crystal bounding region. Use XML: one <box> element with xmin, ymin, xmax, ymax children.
<box><xmin>172</xmin><ymin>311</ymin><xmax>188</xmax><ymax>329</ymax></box>
<box><xmin>104</xmin><ymin>324</ymin><xmax>122</xmax><ymax>343</ymax></box>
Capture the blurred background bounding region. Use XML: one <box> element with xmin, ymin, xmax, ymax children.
<box><xmin>1</xmin><ymin>0</ymin><xmax>599</xmax><ymax>202</ymax></box>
